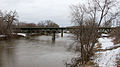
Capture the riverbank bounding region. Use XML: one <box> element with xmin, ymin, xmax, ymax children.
<box><xmin>0</xmin><ymin>34</ymin><xmax>23</xmax><ymax>40</ymax></box>
<box><xmin>94</xmin><ymin>34</ymin><xmax>120</xmax><ymax>67</ymax></box>
<box><xmin>78</xmin><ymin>34</ymin><xmax>120</xmax><ymax>67</ymax></box>
<box><xmin>0</xmin><ymin>33</ymin><xmax>60</xmax><ymax>41</ymax></box>
<box><xmin>0</xmin><ymin>33</ymin><xmax>40</xmax><ymax>41</ymax></box>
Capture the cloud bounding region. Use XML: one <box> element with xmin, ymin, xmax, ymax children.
<box><xmin>0</xmin><ymin>0</ymin><xmax>84</xmax><ymax>26</ymax></box>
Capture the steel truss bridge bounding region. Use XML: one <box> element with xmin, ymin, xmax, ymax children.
<box><xmin>13</xmin><ymin>27</ymin><xmax>115</xmax><ymax>41</ymax></box>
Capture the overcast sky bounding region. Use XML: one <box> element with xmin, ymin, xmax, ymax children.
<box><xmin>0</xmin><ymin>0</ymin><xmax>85</xmax><ymax>27</ymax></box>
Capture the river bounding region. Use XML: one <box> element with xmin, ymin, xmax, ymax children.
<box><xmin>0</xmin><ymin>33</ymin><xmax>75</xmax><ymax>67</ymax></box>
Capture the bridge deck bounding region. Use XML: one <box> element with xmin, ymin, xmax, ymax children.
<box><xmin>13</xmin><ymin>27</ymin><xmax>115</xmax><ymax>33</ymax></box>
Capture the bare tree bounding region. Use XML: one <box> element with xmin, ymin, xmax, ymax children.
<box><xmin>0</xmin><ymin>11</ymin><xmax>18</xmax><ymax>38</ymax></box>
<box><xmin>70</xmin><ymin>0</ymin><xmax>120</xmax><ymax>66</ymax></box>
<box><xmin>37</xmin><ymin>20</ymin><xmax>59</xmax><ymax>28</ymax></box>
<box><xmin>44</xmin><ymin>20</ymin><xmax>59</xmax><ymax>28</ymax></box>
<box><xmin>17</xmin><ymin>22</ymin><xmax>37</xmax><ymax>28</ymax></box>
<box><xmin>38</xmin><ymin>21</ymin><xmax>46</xmax><ymax>27</ymax></box>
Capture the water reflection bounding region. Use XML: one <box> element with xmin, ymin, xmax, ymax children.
<box><xmin>0</xmin><ymin>40</ymin><xmax>17</xmax><ymax>67</ymax></box>
<box><xmin>0</xmin><ymin>34</ymin><xmax>74</xmax><ymax>67</ymax></box>
<box><xmin>0</xmin><ymin>48</ymin><xmax>3</xmax><ymax>67</ymax></box>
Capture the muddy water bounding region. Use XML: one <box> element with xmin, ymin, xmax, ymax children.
<box><xmin>0</xmin><ymin>34</ymin><xmax>75</xmax><ymax>67</ymax></box>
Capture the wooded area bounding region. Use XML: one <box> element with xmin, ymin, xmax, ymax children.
<box><xmin>70</xmin><ymin>0</ymin><xmax>120</xmax><ymax>66</ymax></box>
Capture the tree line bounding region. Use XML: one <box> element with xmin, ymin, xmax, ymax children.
<box><xmin>17</xmin><ymin>20</ymin><xmax>59</xmax><ymax>28</ymax></box>
<box><xmin>0</xmin><ymin>10</ymin><xmax>59</xmax><ymax>39</ymax></box>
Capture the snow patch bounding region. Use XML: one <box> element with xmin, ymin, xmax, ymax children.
<box><xmin>98</xmin><ymin>38</ymin><xmax>114</xmax><ymax>49</ymax></box>
<box><xmin>0</xmin><ymin>35</ymin><xmax>6</xmax><ymax>37</ymax></box>
<box><xmin>95</xmin><ymin>37</ymin><xmax>120</xmax><ymax>67</ymax></box>
<box><xmin>105</xmin><ymin>44</ymin><xmax>120</xmax><ymax>50</ymax></box>
<box><xmin>101</xmin><ymin>34</ymin><xmax>109</xmax><ymax>37</ymax></box>
<box><xmin>17</xmin><ymin>33</ymin><xmax>26</xmax><ymax>37</ymax></box>
<box><xmin>95</xmin><ymin>48</ymin><xmax>120</xmax><ymax>67</ymax></box>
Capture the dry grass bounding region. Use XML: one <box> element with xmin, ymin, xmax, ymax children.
<box><xmin>116</xmin><ymin>59</ymin><xmax>120</xmax><ymax>67</ymax></box>
<box><xmin>78</xmin><ymin>60</ymin><xmax>99</xmax><ymax>67</ymax></box>
<box><xmin>116</xmin><ymin>53</ymin><xmax>120</xmax><ymax>67</ymax></box>
<box><xmin>96</xmin><ymin>43</ymin><xmax>102</xmax><ymax>48</ymax></box>
<box><xmin>109</xmin><ymin>27</ymin><xmax>120</xmax><ymax>44</ymax></box>
<box><xmin>76</xmin><ymin>43</ymin><xmax>100</xmax><ymax>67</ymax></box>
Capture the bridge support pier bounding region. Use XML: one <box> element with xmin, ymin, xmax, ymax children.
<box><xmin>61</xmin><ymin>29</ymin><xmax>63</xmax><ymax>37</ymax></box>
<box><xmin>26</xmin><ymin>33</ymin><xmax>31</xmax><ymax>39</ymax></box>
<box><xmin>52</xmin><ymin>31</ymin><xmax>56</xmax><ymax>42</ymax></box>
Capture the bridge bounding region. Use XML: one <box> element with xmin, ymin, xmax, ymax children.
<box><xmin>13</xmin><ymin>27</ymin><xmax>114</xmax><ymax>41</ymax></box>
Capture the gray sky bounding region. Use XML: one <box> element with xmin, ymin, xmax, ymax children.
<box><xmin>0</xmin><ymin>0</ymin><xmax>84</xmax><ymax>27</ymax></box>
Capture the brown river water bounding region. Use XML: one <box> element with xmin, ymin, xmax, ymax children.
<box><xmin>0</xmin><ymin>33</ymin><xmax>75</xmax><ymax>67</ymax></box>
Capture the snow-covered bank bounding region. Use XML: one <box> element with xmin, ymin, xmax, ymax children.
<box><xmin>94</xmin><ymin>36</ymin><xmax>120</xmax><ymax>67</ymax></box>
<box><xmin>98</xmin><ymin>37</ymin><xmax>114</xmax><ymax>49</ymax></box>
<box><xmin>0</xmin><ymin>33</ymin><xmax>26</xmax><ymax>38</ymax></box>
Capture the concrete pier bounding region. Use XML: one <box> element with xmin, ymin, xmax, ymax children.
<box><xmin>61</xmin><ymin>29</ymin><xmax>63</xmax><ymax>37</ymax></box>
<box><xmin>52</xmin><ymin>31</ymin><xmax>56</xmax><ymax>42</ymax></box>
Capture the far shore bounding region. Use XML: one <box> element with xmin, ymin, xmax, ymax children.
<box><xmin>0</xmin><ymin>33</ymin><xmax>55</xmax><ymax>41</ymax></box>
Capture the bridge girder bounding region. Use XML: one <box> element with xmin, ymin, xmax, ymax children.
<box><xmin>13</xmin><ymin>27</ymin><xmax>114</xmax><ymax>33</ymax></box>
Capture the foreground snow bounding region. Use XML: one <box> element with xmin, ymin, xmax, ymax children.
<box><xmin>95</xmin><ymin>35</ymin><xmax>120</xmax><ymax>67</ymax></box>
<box><xmin>98</xmin><ymin>37</ymin><xmax>114</xmax><ymax>49</ymax></box>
